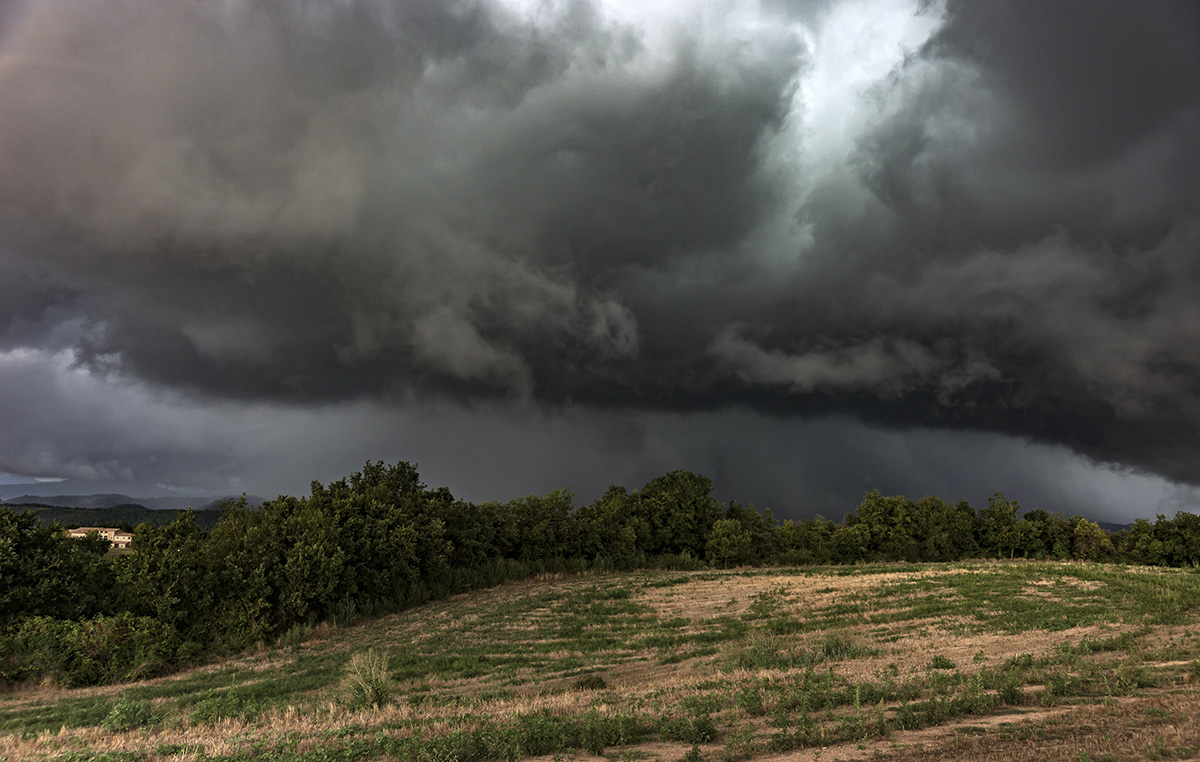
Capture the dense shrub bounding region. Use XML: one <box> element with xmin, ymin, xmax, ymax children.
<box><xmin>0</xmin><ymin>613</ymin><xmax>177</xmax><ymax>686</ymax></box>
<box><xmin>0</xmin><ymin>510</ymin><xmax>114</xmax><ymax>626</ymax></box>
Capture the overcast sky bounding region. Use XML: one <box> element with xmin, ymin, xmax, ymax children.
<box><xmin>2</xmin><ymin>0</ymin><xmax>1199</xmax><ymax>521</ymax></box>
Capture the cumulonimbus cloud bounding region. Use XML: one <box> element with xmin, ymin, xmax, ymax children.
<box><xmin>2</xmin><ymin>0</ymin><xmax>1199</xmax><ymax>486</ymax></box>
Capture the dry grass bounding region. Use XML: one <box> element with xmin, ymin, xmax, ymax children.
<box><xmin>882</xmin><ymin>690</ymin><xmax>1200</xmax><ymax>762</ymax></box>
<box><xmin>4</xmin><ymin>562</ymin><xmax>1200</xmax><ymax>761</ymax></box>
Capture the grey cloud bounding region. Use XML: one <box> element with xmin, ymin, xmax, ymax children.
<box><xmin>710</xmin><ymin>329</ymin><xmax>995</xmax><ymax>398</ymax></box>
<box><xmin>927</xmin><ymin>0</ymin><xmax>1200</xmax><ymax>171</ymax></box>
<box><xmin>2</xmin><ymin>0</ymin><xmax>1200</xmax><ymax>498</ymax></box>
<box><xmin>1</xmin><ymin>0</ymin><xmax>795</xmax><ymax>401</ymax></box>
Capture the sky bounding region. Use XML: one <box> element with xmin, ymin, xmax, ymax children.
<box><xmin>1</xmin><ymin>0</ymin><xmax>1199</xmax><ymax>521</ymax></box>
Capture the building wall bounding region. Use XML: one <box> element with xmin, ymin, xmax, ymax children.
<box><xmin>67</xmin><ymin>527</ymin><xmax>133</xmax><ymax>549</ymax></box>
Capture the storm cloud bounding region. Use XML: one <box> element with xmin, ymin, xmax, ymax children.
<box><xmin>2</xmin><ymin>0</ymin><xmax>1199</xmax><ymax>515</ymax></box>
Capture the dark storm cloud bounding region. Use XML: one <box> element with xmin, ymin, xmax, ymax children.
<box><xmin>3</xmin><ymin>0</ymin><xmax>1200</xmax><ymax>493</ymax></box>
<box><xmin>753</xmin><ymin>0</ymin><xmax>1200</xmax><ymax>483</ymax></box>
<box><xmin>0</xmin><ymin>0</ymin><xmax>796</xmax><ymax>400</ymax></box>
<box><xmin>927</xmin><ymin>0</ymin><xmax>1200</xmax><ymax>173</ymax></box>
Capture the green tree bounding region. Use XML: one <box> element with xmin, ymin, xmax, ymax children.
<box><xmin>846</xmin><ymin>491</ymin><xmax>918</xmax><ymax>561</ymax></box>
<box><xmin>1014</xmin><ymin>517</ymin><xmax>1041</xmax><ymax>559</ymax></box>
<box><xmin>278</xmin><ymin>497</ymin><xmax>349</xmax><ymax>624</ymax></box>
<box><xmin>830</xmin><ymin>523</ymin><xmax>868</xmax><ymax>564</ymax></box>
<box><xmin>1123</xmin><ymin>518</ymin><xmax>1165</xmax><ymax>565</ymax></box>
<box><xmin>637</xmin><ymin>471</ymin><xmax>723</xmax><ymax>558</ymax></box>
<box><xmin>723</xmin><ymin>501</ymin><xmax>776</xmax><ymax>562</ymax></box>
<box><xmin>302</xmin><ymin>461</ymin><xmax>452</xmax><ymax>612</ymax></box>
<box><xmin>772</xmin><ymin>517</ymin><xmax>836</xmax><ymax>565</ymax></box>
<box><xmin>202</xmin><ymin>496</ymin><xmax>288</xmax><ymax>646</ymax></box>
<box><xmin>705</xmin><ymin>519</ymin><xmax>753</xmax><ymax>568</ymax></box>
<box><xmin>434</xmin><ymin>492</ymin><xmax>500</xmax><ymax>570</ymax></box>
<box><xmin>1153</xmin><ymin>511</ymin><xmax>1200</xmax><ymax>566</ymax></box>
<box><xmin>0</xmin><ymin>509</ymin><xmax>114</xmax><ymax>625</ymax></box>
<box><xmin>575</xmin><ymin>486</ymin><xmax>644</xmax><ymax>568</ymax></box>
<box><xmin>489</xmin><ymin>489</ymin><xmax>577</xmax><ymax>563</ymax></box>
<box><xmin>977</xmin><ymin>493</ymin><xmax>1022</xmax><ymax>558</ymax></box>
<box><xmin>114</xmin><ymin>511</ymin><xmax>216</xmax><ymax>639</ymax></box>
<box><xmin>1022</xmin><ymin>509</ymin><xmax>1073</xmax><ymax>559</ymax></box>
<box><xmin>912</xmin><ymin>496</ymin><xmax>977</xmax><ymax>561</ymax></box>
<box><xmin>1072</xmin><ymin>518</ymin><xmax>1114</xmax><ymax>561</ymax></box>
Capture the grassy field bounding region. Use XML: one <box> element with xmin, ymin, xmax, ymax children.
<box><xmin>3</xmin><ymin>560</ymin><xmax>1200</xmax><ymax>762</ymax></box>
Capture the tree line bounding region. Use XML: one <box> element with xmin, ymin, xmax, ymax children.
<box><xmin>2</xmin><ymin>461</ymin><xmax>1199</xmax><ymax>687</ymax></box>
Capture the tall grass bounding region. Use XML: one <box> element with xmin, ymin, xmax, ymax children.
<box><xmin>341</xmin><ymin>648</ymin><xmax>393</xmax><ymax>709</ymax></box>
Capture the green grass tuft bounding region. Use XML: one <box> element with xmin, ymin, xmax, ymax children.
<box><xmin>341</xmin><ymin>648</ymin><xmax>393</xmax><ymax>709</ymax></box>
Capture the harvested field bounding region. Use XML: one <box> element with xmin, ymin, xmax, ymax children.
<box><xmin>2</xmin><ymin>560</ymin><xmax>1199</xmax><ymax>761</ymax></box>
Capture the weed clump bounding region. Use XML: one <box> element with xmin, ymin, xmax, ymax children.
<box><xmin>277</xmin><ymin>622</ymin><xmax>312</xmax><ymax>651</ymax></box>
<box><xmin>189</xmin><ymin>682</ymin><xmax>254</xmax><ymax>724</ymax></box>
<box><xmin>341</xmin><ymin>648</ymin><xmax>393</xmax><ymax>709</ymax></box>
<box><xmin>960</xmin><ymin>673</ymin><xmax>994</xmax><ymax>714</ymax></box>
<box><xmin>929</xmin><ymin>654</ymin><xmax>956</xmax><ymax>670</ymax></box>
<box><xmin>736</xmin><ymin>685</ymin><xmax>765</xmax><ymax>716</ymax></box>
<box><xmin>661</xmin><ymin>714</ymin><xmax>718</xmax><ymax>744</ymax></box>
<box><xmin>580</xmin><ymin>711</ymin><xmax>642</xmax><ymax>754</ymax></box>
<box><xmin>894</xmin><ymin>701</ymin><xmax>921</xmax><ymax>730</ymax></box>
<box><xmin>998</xmin><ymin>676</ymin><xmax>1025</xmax><ymax>705</ymax></box>
<box><xmin>102</xmin><ymin>697</ymin><xmax>155</xmax><ymax>732</ymax></box>
<box><xmin>574</xmin><ymin>674</ymin><xmax>608</xmax><ymax>690</ymax></box>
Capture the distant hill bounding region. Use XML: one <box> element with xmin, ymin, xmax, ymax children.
<box><xmin>0</xmin><ymin>478</ymin><xmax>262</xmax><ymax>510</ymax></box>
<box><xmin>0</xmin><ymin>478</ymin><xmax>191</xmax><ymax>500</ymax></box>
<box><xmin>0</xmin><ymin>493</ymin><xmax>263</xmax><ymax>511</ymax></box>
<box><xmin>8</xmin><ymin>504</ymin><xmax>224</xmax><ymax>532</ymax></box>
<box><xmin>5</xmin><ymin>493</ymin><xmax>194</xmax><ymax>510</ymax></box>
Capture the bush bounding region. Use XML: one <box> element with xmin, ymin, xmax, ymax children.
<box><xmin>342</xmin><ymin>648</ymin><xmax>393</xmax><ymax>709</ymax></box>
<box><xmin>961</xmin><ymin>674</ymin><xmax>994</xmax><ymax>714</ymax></box>
<box><xmin>821</xmin><ymin>631</ymin><xmax>869</xmax><ymax>661</ymax></box>
<box><xmin>514</xmin><ymin>713</ymin><xmax>570</xmax><ymax>756</ymax></box>
<box><xmin>1046</xmin><ymin>670</ymin><xmax>1080</xmax><ymax>697</ymax></box>
<box><xmin>0</xmin><ymin>613</ymin><xmax>177</xmax><ymax>686</ymax></box>
<box><xmin>330</xmin><ymin>599</ymin><xmax>357</xmax><ymax>627</ymax></box>
<box><xmin>894</xmin><ymin>702</ymin><xmax>921</xmax><ymax>730</ymax></box>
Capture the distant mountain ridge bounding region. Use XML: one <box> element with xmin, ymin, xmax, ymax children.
<box><xmin>1</xmin><ymin>493</ymin><xmax>263</xmax><ymax>511</ymax></box>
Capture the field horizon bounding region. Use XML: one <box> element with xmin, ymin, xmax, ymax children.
<box><xmin>3</xmin><ymin>560</ymin><xmax>1200</xmax><ymax>762</ymax></box>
